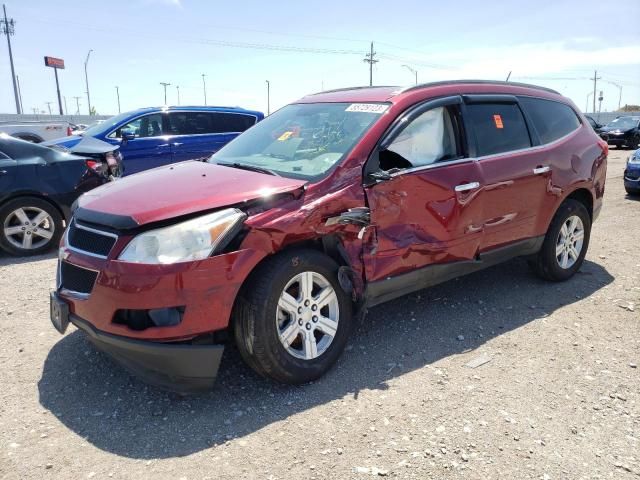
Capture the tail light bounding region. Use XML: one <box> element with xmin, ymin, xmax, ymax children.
<box><xmin>85</xmin><ymin>159</ymin><xmax>103</xmax><ymax>173</ymax></box>
<box><xmin>597</xmin><ymin>138</ymin><xmax>609</xmax><ymax>157</ymax></box>
<box><xmin>67</xmin><ymin>126</ymin><xmax>72</xmax><ymax>136</ymax></box>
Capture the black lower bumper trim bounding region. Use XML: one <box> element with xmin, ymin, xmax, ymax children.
<box><xmin>70</xmin><ymin>315</ymin><xmax>224</xmax><ymax>393</ymax></box>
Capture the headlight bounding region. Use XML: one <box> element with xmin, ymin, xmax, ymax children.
<box><xmin>119</xmin><ymin>208</ymin><xmax>246</xmax><ymax>264</ymax></box>
<box><xmin>629</xmin><ymin>153</ymin><xmax>640</xmax><ymax>164</ymax></box>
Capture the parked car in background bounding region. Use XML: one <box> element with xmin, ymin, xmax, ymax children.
<box><xmin>0</xmin><ymin>120</ymin><xmax>73</xmax><ymax>143</ymax></box>
<box><xmin>0</xmin><ymin>134</ymin><xmax>122</xmax><ymax>256</ymax></box>
<box><xmin>45</xmin><ymin>106</ymin><xmax>264</xmax><ymax>175</ymax></box>
<box><xmin>624</xmin><ymin>148</ymin><xmax>640</xmax><ymax>195</ymax></box>
<box><xmin>585</xmin><ymin>115</ymin><xmax>603</xmax><ymax>133</ymax></box>
<box><xmin>599</xmin><ymin>115</ymin><xmax>640</xmax><ymax>149</ymax></box>
<box><xmin>49</xmin><ymin>81</ymin><xmax>607</xmax><ymax>392</ymax></box>
<box><xmin>71</xmin><ymin>120</ymin><xmax>104</xmax><ymax>136</ymax></box>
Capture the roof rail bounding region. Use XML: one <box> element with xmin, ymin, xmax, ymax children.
<box><xmin>398</xmin><ymin>79</ymin><xmax>561</xmax><ymax>95</ymax></box>
<box><xmin>308</xmin><ymin>85</ymin><xmax>400</xmax><ymax>96</ymax></box>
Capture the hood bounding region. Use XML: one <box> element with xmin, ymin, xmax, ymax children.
<box><xmin>601</xmin><ymin>125</ymin><xmax>632</xmax><ymax>133</ymax></box>
<box><xmin>43</xmin><ymin>135</ymin><xmax>84</xmax><ymax>149</ymax></box>
<box><xmin>75</xmin><ymin>160</ymin><xmax>306</xmax><ymax>229</ymax></box>
<box><xmin>69</xmin><ymin>136</ymin><xmax>119</xmax><ymax>155</ymax></box>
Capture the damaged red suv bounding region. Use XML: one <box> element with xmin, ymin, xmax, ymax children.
<box><xmin>50</xmin><ymin>81</ymin><xmax>607</xmax><ymax>392</ymax></box>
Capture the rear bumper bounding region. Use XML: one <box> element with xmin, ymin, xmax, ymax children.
<box><xmin>70</xmin><ymin>314</ymin><xmax>224</xmax><ymax>393</ymax></box>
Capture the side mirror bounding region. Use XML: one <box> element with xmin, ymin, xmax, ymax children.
<box><xmin>121</xmin><ymin>129</ymin><xmax>136</xmax><ymax>142</ymax></box>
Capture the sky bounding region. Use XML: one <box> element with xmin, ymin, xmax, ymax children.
<box><xmin>1</xmin><ymin>0</ymin><xmax>639</xmax><ymax>117</ymax></box>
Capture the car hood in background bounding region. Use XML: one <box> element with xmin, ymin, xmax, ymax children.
<box><xmin>43</xmin><ymin>135</ymin><xmax>86</xmax><ymax>149</ymax></box>
<box><xmin>68</xmin><ymin>136</ymin><xmax>119</xmax><ymax>155</ymax></box>
<box><xmin>600</xmin><ymin>126</ymin><xmax>633</xmax><ymax>134</ymax></box>
<box><xmin>75</xmin><ymin>161</ymin><xmax>307</xmax><ymax>229</ymax></box>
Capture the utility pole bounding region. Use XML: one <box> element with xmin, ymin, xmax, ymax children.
<box><xmin>2</xmin><ymin>4</ymin><xmax>21</xmax><ymax>113</ymax></box>
<box><xmin>73</xmin><ymin>96</ymin><xmax>81</xmax><ymax>115</ymax></box>
<box><xmin>16</xmin><ymin>74</ymin><xmax>23</xmax><ymax>112</ymax></box>
<box><xmin>506</xmin><ymin>71</ymin><xmax>512</xmax><ymax>82</ymax></box>
<box><xmin>31</xmin><ymin>107</ymin><xmax>37</xmax><ymax>115</ymax></box>
<box><xmin>201</xmin><ymin>74</ymin><xmax>207</xmax><ymax>105</ymax></box>
<box><xmin>160</xmin><ymin>82</ymin><xmax>171</xmax><ymax>104</ymax></box>
<box><xmin>590</xmin><ymin>70</ymin><xmax>601</xmax><ymax>114</ymax></box>
<box><xmin>115</xmin><ymin>86</ymin><xmax>121</xmax><ymax>113</ymax></box>
<box><xmin>45</xmin><ymin>102</ymin><xmax>53</xmax><ymax>116</ymax></box>
<box><xmin>363</xmin><ymin>41</ymin><xmax>378</xmax><ymax>86</ymax></box>
<box><xmin>606</xmin><ymin>81</ymin><xmax>622</xmax><ymax>110</ymax></box>
<box><xmin>176</xmin><ymin>85</ymin><xmax>180</xmax><ymax>106</ymax></box>
<box><xmin>402</xmin><ymin>64</ymin><xmax>418</xmax><ymax>85</ymax></box>
<box><xmin>84</xmin><ymin>49</ymin><xmax>93</xmax><ymax>115</ymax></box>
<box><xmin>265</xmin><ymin>80</ymin><xmax>270</xmax><ymax>116</ymax></box>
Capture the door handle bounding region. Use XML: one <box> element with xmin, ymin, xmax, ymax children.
<box><xmin>172</xmin><ymin>142</ymin><xmax>183</xmax><ymax>146</ymax></box>
<box><xmin>455</xmin><ymin>181</ymin><xmax>480</xmax><ymax>192</ymax></box>
<box><xmin>533</xmin><ymin>166</ymin><xmax>550</xmax><ymax>174</ymax></box>
<box><xmin>0</xmin><ymin>170</ymin><xmax>7</xmax><ymax>175</ymax></box>
<box><xmin>157</xmin><ymin>144</ymin><xmax>170</xmax><ymax>148</ymax></box>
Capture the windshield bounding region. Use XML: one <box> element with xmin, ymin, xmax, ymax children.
<box><xmin>82</xmin><ymin>112</ymin><xmax>138</xmax><ymax>137</ymax></box>
<box><xmin>209</xmin><ymin>102</ymin><xmax>387</xmax><ymax>180</ymax></box>
<box><xmin>607</xmin><ymin>117</ymin><xmax>640</xmax><ymax>130</ymax></box>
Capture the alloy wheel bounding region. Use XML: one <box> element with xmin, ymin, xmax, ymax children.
<box><xmin>276</xmin><ymin>271</ymin><xmax>340</xmax><ymax>360</ymax></box>
<box><xmin>3</xmin><ymin>206</ymin><xmax>55</xmax><ymax>250</ymax></box>
<box><xmin>555</xmin><ymin>215</ymin><xmax>584</xmax><ymax>269</ymax></box>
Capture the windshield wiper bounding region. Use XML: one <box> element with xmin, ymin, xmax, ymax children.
<box><xmin>217</xmin><ymin>162</ymin><xmax>280</xmax><ymax>177</ymax></box>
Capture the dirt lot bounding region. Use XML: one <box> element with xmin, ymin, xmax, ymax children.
<box><xmin>0</xmin><ymin>149</ymin><xmax>638</xmax><ymax>480</ymax></box>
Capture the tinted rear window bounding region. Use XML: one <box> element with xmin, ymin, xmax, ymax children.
<box><xmin>519</xmin><ymin>97</ymin><xmax>580</xmax><ymax>144</ymax></box>
<box><xmin>466</xmin><ymin>103</ymin><xmax>531</xmax><ymax>156</ymax></box>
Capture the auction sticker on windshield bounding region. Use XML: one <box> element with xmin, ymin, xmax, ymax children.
<box><xmin>345</xmin><ymin>103</ymin><xmax>389</xmax><ymax>114</ymax></box>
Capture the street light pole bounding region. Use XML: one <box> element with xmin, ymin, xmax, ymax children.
<box><xmin>401</xmin><ymin>64</ymin><xmax>418</xmax><ymax>85</ymax></box>
<box><xmin>45</xmin><ymin>102</ymin><xmax>53</xmax><ymax>116</ymax></box>
<box><xmin>73</xmin><ymin>96</ymin><xmax>81</xmax><ymax>115</ymax></box>
<box><xmin>2</xmin><ymin>4</ymin><xmax>21</xmax><ymax>113</ymax></box>
<box><xmin>265</xmin><ymin>80</ymin><xmax>270</xmax><ymax>116</ymax></box>
<box><xmin>160</xmin><ymin>82</ymin><xmax>171</xmax><ymax>104</ymax></box>
<box><xmin>115</xmin><ymin>86</ymin><xmax>121</xmax><ymax>113</ymax></box>
<box><xmin>84</xmin><ymin>49</ymin><xmax>93</xmax><ymax>115</ymax></box>
<box><xmin>586</xmin><ymin>91</ymin><xmax>594</xmax><ymax>113</ymax></box>
<box><xmin>176</xmin><ymin>85</ymin><xmax>180</xmax><ymax>106</ymax></box>
<box><xmin>201</xmin><ymin>74</ymin><xmax>207</xmax><ymax>105</ymax></box>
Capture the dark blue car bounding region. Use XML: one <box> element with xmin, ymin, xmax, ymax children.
<box><xmin>624</xmin><ymin>148</ymin><xmax>640</xmax><ymax>195</ymax></box>
<box><xmin>45</xmin><ymin>106</ymin><xmax>264</xmax><ymax>175</ymax></box>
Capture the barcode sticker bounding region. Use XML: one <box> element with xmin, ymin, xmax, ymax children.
<box><xmin>345</xmin><ymin>103</ymin><xmax>389</xmax><ymax>114</ymax></box>
<box><xmin>493</xmin><ymin>114</ymin><xmax>504</xmax><ymax>129</ymax></box>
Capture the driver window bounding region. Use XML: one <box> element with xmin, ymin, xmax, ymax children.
<box><xmin>381</xmin><ymin>106</ymin><xmax>458</xmax><ymax>171</ymax></box>
<box><xmin>115</xmin><ymin>114</ymin><xmax>163</xmax><ymax>138</ymax></box>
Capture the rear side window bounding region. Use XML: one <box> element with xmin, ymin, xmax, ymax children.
<box><xmin>168</xmin><ymin>112</ymin><xmax>256</xmax><ymax>135</ymax></box>
<box><xmin>210</xmin><ymin>113</ymin><xmax>256</xmax><ymax>133</ymax></box>
<box><xmin>519</xmin><ymin>97</ymin><xmax>580</xmax><ymax>144</ymax></box>
<box><xmin>466</xmin><ymin>103</ymin><xmax>531</xmax><ymax>156</ymax></box>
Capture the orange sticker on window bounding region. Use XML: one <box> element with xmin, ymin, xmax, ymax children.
<box><xmin>493</xmin><ymin>114</ymin><xmax>504</xmax><ymax>129</ymax></box>
<box><xmin>277</xmin><ymin>131</ymin><xmax>294</xmax><ymax>141</ymax></box>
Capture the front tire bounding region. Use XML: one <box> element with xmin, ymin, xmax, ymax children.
<box><xmin>528</xmin><ymin>199</ymin><xmax>591</xmax><ymax>282</ymax></box>
<box><xmin>233</xmin><ymin>249</ymin><xmax>352</xmax><ymax>384</ymax></box>
<box><xmin>0</xmin><ymin>197</ymin><xmax>63</xmax><ymax>256</ymax></box>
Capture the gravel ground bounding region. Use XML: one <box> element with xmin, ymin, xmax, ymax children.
<box><xmin>1</xmin><ymin>149</ymin><xmax>638</xmax><ymax>480</ymax></box>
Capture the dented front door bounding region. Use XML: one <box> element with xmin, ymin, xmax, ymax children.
<box><xmin>363</xmin><ymin>159</ymin><xmax>485</xmax><ymax>282</ymax></box>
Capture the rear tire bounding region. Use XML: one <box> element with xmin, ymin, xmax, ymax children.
<box><xmin>233</xmin><ymin>249</ymin><xmax>352</xmax><ymax>384</ymax></box>
<box><xmin>528</xmin><ymin>199</ymin><xmax>591</xmax><ymax>282</ymax></box>
<box><xmin>626</xmin><ymin>187</ymin><xmax>640</xmax><ymax>196</ymax></box>
<box><xmin>0</xmin><ymin>197</ymin><xmax>63</xmax><ymax>256</ymax></box>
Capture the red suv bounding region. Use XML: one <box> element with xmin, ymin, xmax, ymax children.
<box><xmin>50</xmin><ymin>81</ymin><xmax>608</xmax><ymax>392</ymax></box>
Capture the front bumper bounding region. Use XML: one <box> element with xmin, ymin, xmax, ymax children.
<box><xmin>624</xmin><ymin>166</ymin><xmax>640</xmax><ymax>191</ymax></box>
<box><xmin>71</xmin><ymin>312</ymin><xmax>224</xmax><ymax>392</ymax></box>
<box><xmin>600</xmin><ymin>132</ymin><xmax>630</xmax><ymax>146</ymax></box>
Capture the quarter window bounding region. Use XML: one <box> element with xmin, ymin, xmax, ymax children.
<box><xmin>519</xmin><ymin>97</ymin><xmax>580</xmax><ymax>144</ymax></box>
<box><xmin>466</xmin><ymin>103</ymin><xmax>531</xmax><ymax>156</ymax></box>
<box><xmin>382</xmin><ymin>106</ymin><xmax>459</xmax><ymax>170</ymax></box>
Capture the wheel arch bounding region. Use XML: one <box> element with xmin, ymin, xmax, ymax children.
<box><xmin>11</xmin><ymin>133</ymin><xmax>44</xmax><ymax>143</ymax></box>
<box><xmin>0</xmin><ymin>193</ymin><xmax>67</xmax><ymax>223</ymax></box>
<box><xmin>564</xmin><ymin>187</ymin><xmax>594</xmax><ymax>220</ymax></box>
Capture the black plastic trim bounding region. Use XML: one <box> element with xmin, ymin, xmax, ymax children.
<box><xmin>70</xmin><ymin>315</ymin><xmax>224</xmax><ymax>393</ymax></box>
<box><xmin>365</xmin><ymin>235</ymin><xmax>544</xmax><ymax>307</ymax></box>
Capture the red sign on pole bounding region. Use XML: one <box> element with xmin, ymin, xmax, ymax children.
<box><xmin>44</xmin><ymin>56</ymin><xmax>65</xmax><ymax>69</ymax></box>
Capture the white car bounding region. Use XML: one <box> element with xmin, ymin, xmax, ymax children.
<box><xmin>0</xmin><ymin>121</ymin><xmax>73</xmax><ymax>143</ymax></box>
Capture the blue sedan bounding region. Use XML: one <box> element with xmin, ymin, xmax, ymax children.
<box><xmin>624</xmin><ymin>148</ymin><xmax>640</xmax><ymax>195</ymax></box>
<box><xmin>45</xmin><ymin>106</ymin><xmax>264</xmax><ymax>175</ymax></box>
